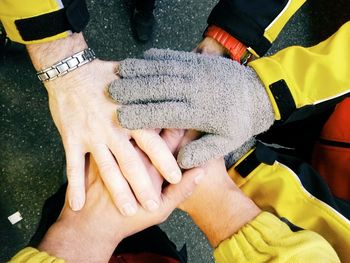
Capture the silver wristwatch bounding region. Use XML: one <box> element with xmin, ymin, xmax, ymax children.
<box><xmin>36</xmin><ymin>48</ymin><xmax>96</xmax><ymax>82</ymax></box>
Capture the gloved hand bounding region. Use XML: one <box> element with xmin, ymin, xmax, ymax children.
<box><xmin>109</xmin><ymin>49</ymin><xmax>275</xmax><ymax>168</ymax></box>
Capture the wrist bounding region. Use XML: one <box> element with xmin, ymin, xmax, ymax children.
<box><xmin>190</xmin><ymin>189</ymin><xmax>261</xmax><ymax>247</ymax></box>
<box><xmin>197</xmin><ymin>37</ymin><xmax>228</xmax><ymax>56</ymax></box>
<box><xmin>38</xmin><ymin>219</ymin><xmax>121</xmax><ymax>262</ymax></box>
<box><xmin>204</xmin><ymin>25</ymin><xmax>256</xmax><ymax>64</ymax></box>
<box><xmin>27</xmin><ymin>32</ymin><xmax>88</xmax><ymax>71</ymax></box>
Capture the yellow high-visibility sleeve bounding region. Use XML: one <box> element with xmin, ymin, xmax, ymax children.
<box><xmin>250</xmin><ymin>21</ymin><xmax>350</xmax><ymax>121</ymax></box>
<box><xmin>214</xmin><ymin>212</ymin><xmax>340</xmax><ymax>263</ymax></box>
<box><xmin>8</xmin><ymin>247</ymin><xmax>66</xmax><ymax>263</ymax></box>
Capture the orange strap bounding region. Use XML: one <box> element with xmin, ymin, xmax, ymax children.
<box><xmin>205</xmin><ymin>25</ymin><xmax>255</xmax><ymax>64</ymax></box>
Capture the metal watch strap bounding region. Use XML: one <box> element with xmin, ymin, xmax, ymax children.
<box><xmin>36</xmin><ymin>48</ymin><xmax>96</xmax><ymax>82</ymax></box>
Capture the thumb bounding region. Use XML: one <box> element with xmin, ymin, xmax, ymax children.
<box><xmin>177</xmin><ymin>134</ymin><xmax>235</xmax><ymax>169</ymax></box>
<box><xmin>161</xmin><ymin>167</ymin><xmax>204</xmax><ymax>210</ymax></box>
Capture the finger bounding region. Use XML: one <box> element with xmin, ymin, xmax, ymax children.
<box><xmin>176</xmin><ymin>129</ymin><xmax>202</xmax><ymax>152</ymax></box>
<box><xmin>117</xmin><ymin>102</ymin><xmax>195</xmax><ymax>130</ymax></box>
<box><xmin>91</xmin><ymin>143</ymin><xmax>138</xmax><ymax>216</ymax></box>
<box><xmin>132</xmin><ymin>129</ymin><xmax>182</xmax><ymax>184</ymax></box>
<box><xmin>177</xmin><ymin>134</ymin><xmax>239</xmax><ymax>169</ymax></box>
<box><xmin>108</xmin><ymin>138</ymin><xmax>161</xmax><ymax>212</ymax></box>
<box><xmin>108</xmin><ymin>75</ymin><xmax>189</xmax><ymax>105</ymax></box>
<box><xmin>160</xmin><ymin>129</ymin><xmax>186</xmax><ymax>154</ymax></box>
<box><xmin>64</xmin><ymin>143</ymin><xmax>86</xmax><ymax>211</ymax></box>
<box><xmin>161</xmin><ymin>167</ymin><xmax>204</xmax><ymax>212</ymax></box>
<box><xmin>118</xmin><ymin>59</ymin><xmax>190</xmax><ymax>78</ymax></box>
<box><xmin>143</xmin><ymin>48</ymin><xmax>202</xmax><ymax>62</ymax></box>
<box><xmin>134</xmin><ymin>146</ymin><xmax>164</xmax><ymax>193</ymax></box>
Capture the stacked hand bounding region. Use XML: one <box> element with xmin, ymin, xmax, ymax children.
<box><xmin>38</xmin><ymin>155</ymin><xmax>203</xmax><ymax>263</ymax></box>
<box><xmin>28</xmin><ymin>33</ymin><xmax>182</xmax><ymax>215</ymax></box>
<box><xmin>179</xmin><ymin>158</ymin><xmax>261</xmax><ymax>247</ymax></box>
<box><xmin>109</xmin><ymin>48</ymin><xmax>275</xmax><ymax>168</ymax></box>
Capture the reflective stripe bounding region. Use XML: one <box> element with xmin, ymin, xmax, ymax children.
<box><xmin>265</xmin><ymin>0</ymin><xmax>292</xmax><ymax>31</ymax></box>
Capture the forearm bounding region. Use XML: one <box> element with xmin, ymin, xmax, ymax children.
<box><xmin>207</xmin><ymin>0</ymin><xmax>307</xmax><ymax>56</ymax></box>
<box><xmin>37</xmin><ymin>219</ymin><xmax>121</xmax><ymax>263</ymax></box>
<box><xmin>250</xmin><ymin>21</ymin><xmax>350</xmax><ymax>123</ymax></box>
<box><xmin>27</xmin><ymin>32</ymin><xmax>88</xmax><ymax>71</ymax></box>
<box><xmin>0</xmin><ymin>0</ymin><xmax>89</xmax><ymax>44</ymax></box>
<box><xmin>9</xmin><ymin>221</ymin><xmax>121</xmax><ymax>263</ymax></box>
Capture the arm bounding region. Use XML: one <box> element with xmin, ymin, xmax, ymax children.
<box><xmin>198</xmin><ymin>0</ymin><xmax>307</xmax><ymax>59</ymax></box>
<box><xmin>179</xmin><ymin>158</ymin><xmax>341</xmax><ymax>263</ymax></box>
<box><xmin>0</xmin><ymin>0</ymin><xmax>88</xmax><ymax>44</ymax></box>
<box><xmin>9</xmin><ymin>155</ymin><xmax>203</xmax><ymax>263</ymax></box>
<box><xmin>250</xmin><ymin>20</ymin><xmax>350</xmax><ymax>123</ymax></box>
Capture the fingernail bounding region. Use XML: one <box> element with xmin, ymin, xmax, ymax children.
<box><xmin>169</xmin><ymin>170</ymin><xmax>182</xmax><ymax>184</ymax></box>
<box><xmin>145</xmin><ymin>200</ymin><xmax>159</xmax><ymax>211</ymax></box>
<box><xmin>70</xmin><ymin>197</ymin><xmax>83</xmax><ymax>211</ymax></box>
<box><xmin>194</xmin><ymin>173</ymin><xmax>204</xmax><ymax>185</ymax></box>
<box><xmin>121</xmin><ymin>203</ymin><xmax>137</xmax><ymax>216</ymax></box>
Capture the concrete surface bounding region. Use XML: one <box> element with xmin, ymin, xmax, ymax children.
<box><xmin>0</xmin><ymin>0</ymin><xmax>349</xmax><ymax>262</ymax></box>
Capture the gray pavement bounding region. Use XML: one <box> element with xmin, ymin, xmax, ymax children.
<box><xmin>1</xmin><ymin>0</ymin><xmax>349</xmax><ymax>262</ymax></box>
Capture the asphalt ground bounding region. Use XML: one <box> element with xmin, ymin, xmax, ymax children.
<box><xmin>1</xmin><ymin>0</ymin><xmax>349</xmax><ymax>262</ymax></box>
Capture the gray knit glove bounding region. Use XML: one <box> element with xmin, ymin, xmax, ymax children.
<box><xmin>109</xmin><ymin>49</ymin><xmax>275</xmax><ymax>168</ymax></box>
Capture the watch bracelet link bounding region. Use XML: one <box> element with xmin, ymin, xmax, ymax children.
<box><xmin>36</xmin><ymin>48</ymin><xmax>96</xmax><ymax>82</ymax></box>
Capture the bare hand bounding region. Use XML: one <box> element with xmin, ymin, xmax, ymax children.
<box><xmin>179</xmin><ymin>158</ymin><xmax>260</xmax><ymax>247</ymax></box>
<box><xmin>47</xmin><ymin>60</ymin><xmax>182</xmax><ymax>214</ymax></box>
<box><xmin>39</xmin><ymin>156</ymin><xmax>203</xmax><ymax>263</ymax></box>
<box><xmin>27</xmin><ymin>33</ymin><xmax>182</xmax><ymax>214</ymax></box>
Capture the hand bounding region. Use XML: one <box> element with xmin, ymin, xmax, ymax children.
<box><xmin>109</xmin><ymin>48</ymin><xmax>275</xmax><ymax>169</ymax></box>
<box><xmin>38</xmin><ymin>156</ymin><xmax>203</xmax><ymax>263</ymax></box>
<box><xmin>27</xmin><ymin>34</ymin><xmax>182</xmax><ymax>214</ymax></box>
<box><xmin>195</xmin><ymin>37</ymin><xmax>227</xmax><ymax>56</ymax></box>
<box><xmin>179</xmin><ymin>158</ymin><xmax>261</xmax><ymax>247</ymax></box>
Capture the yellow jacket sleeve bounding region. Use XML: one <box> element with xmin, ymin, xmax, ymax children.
<box><xmin>8</xmin><ymin>247</ymin><xmax>66</xmax><ymax>263</ymax></box>
<box><xmin>0</xmin><ymin>0</ymin><xmax>89</xmax><ymax>44</ymax></box>
<box><xmin>207</xmin><ymin>0</ymin><xmax>307</xmax><ymax>57</ymax></box>
<box><xmin>250</xmin><ymin>21</ymin><xmax>350</xmax><ymax>122</ymax></box>
<box><xmin>214</xmin><ymin>212</ymin><xmax>341</xmax><ymax>263</ymax></box>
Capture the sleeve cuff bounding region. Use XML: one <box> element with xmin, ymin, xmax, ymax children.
<box><xmin>0</xmin><ymin>0</ymin><xmax>89</xmax><ymax>44</ymax></box>
<box><xmin>214</xmin><ymin>212</ymin><xmax>340</xmax><ymax>263</ymax></box>
<box><xmin>249</xmin><ymin>55</ymin><xmax>297</xmax><ymax>121</ymax></box>
<box><xmin>9</xmin><ymin>247</ymin><xmax>66</xmax><ymax>263</ymax></box>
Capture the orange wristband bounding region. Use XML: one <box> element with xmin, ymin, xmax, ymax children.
<box><xmin>205</xmin><ymin>25</ymin><xmax>255</xmax><ymax>65</ymax></box>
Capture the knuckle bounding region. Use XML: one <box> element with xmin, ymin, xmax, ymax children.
<box><xmin>137</xmin><ymin>189</ymin><xmax>154</xmax><ymax>202</ymax></box>
<box><xmin>166</xmin><ymin>129</ymin><xmax>184</xmax><ymax>140</ymax></box>
<box><xmin>97</xmin><ymin>159</ymin><xmax>115</xmax><ymax>176</ymax></box>
<box><xmin>66</xmin><ymin>174</ymin><xmax>83</xmax><ymax>187</ymax></box>
<box><xmin>66</xmin><ymin>165</ymin><xmax>80</xmax><ymax>180</ymax></box>
<box><xmin>133</xmin><ymin>130</ymin><xmax>151</xmax><ymax>144</ymax></box>
<box><xmin>120</xmin><ymin>157</ymin><xmax>140</xmax><ymax>173</ymax></box>
<box><xmin>112</xmin><ymin>192</ymin><xmax>132</xmax><ymax>205</ymax></box>
<box><xmin>144</xmin><ymin>137</ymin><xmax>162</xmax><ymax>154</ymax></box>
